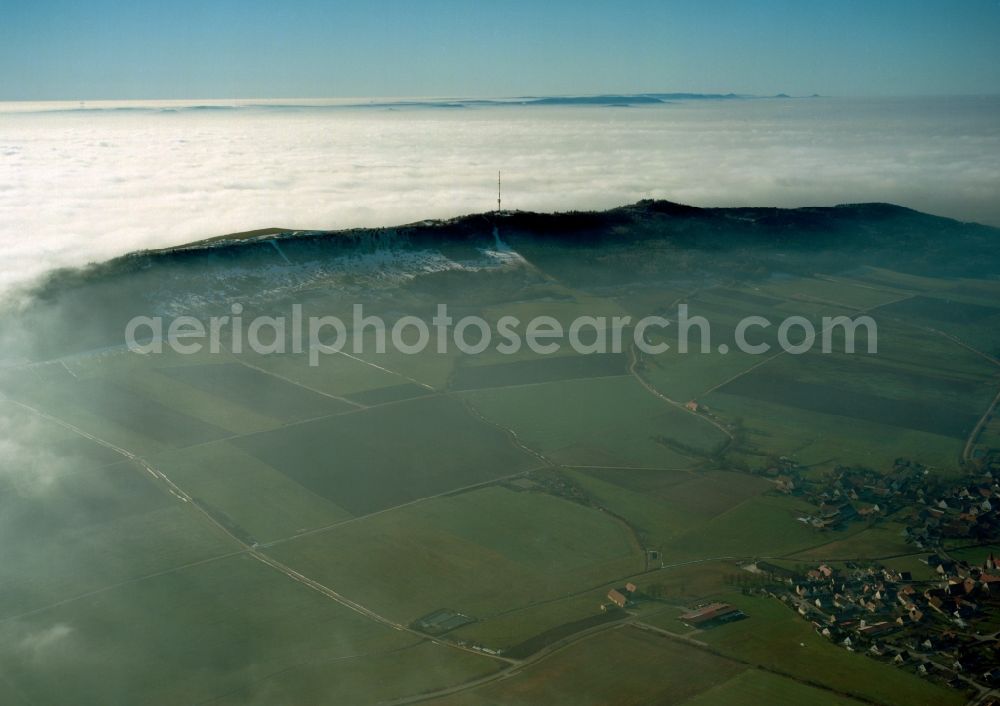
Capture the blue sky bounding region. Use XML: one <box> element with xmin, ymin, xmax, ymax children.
<box><xmin>2</xmin><ymin>0</ymin><xmax>999</xmax><ymax>99</ymax></box>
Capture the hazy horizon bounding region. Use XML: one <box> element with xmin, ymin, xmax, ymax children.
<box><xmin>5</xmin><ymin>89</ymin><xmax>1000</xmax><ymax>106</ymax></box>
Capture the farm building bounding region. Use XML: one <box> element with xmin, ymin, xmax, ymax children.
<box><xmin>608</xmin><ymin>589</ymin><xmax>629</xmax><ymax>608</ymax></box>
<box><xmin>607</xmin><ymin>583</ymin><xmax>639</xmax><ymax>608</ymax></box>
<box><xmin>680</xmin><ymin>602</ymin><xmax>745</xmax><ymax>626</ymax></box>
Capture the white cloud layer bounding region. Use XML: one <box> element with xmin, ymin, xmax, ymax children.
<box><xmin>1</xmin><ymin>97</ymin><xmax>998</xmax><ymax>296</ymax></box>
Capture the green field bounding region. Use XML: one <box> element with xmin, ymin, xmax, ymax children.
<box><xmin>0</xmin><ymin>401</ymin><xmax>237</xmax><ymax>617</ymax></box>
<box><xmin>565</xmin><ymin>468</ymin><xmax>828</xmax><ymax>560</ymax></box>
<box><xmin>0</xmin><ymin>555</ymin><xmax>487</xmax><ymax>706</ymax></box>
<box><xmin>267</xmin><ymin>485</ymin><xmax>643</xmax><ymax>623</ymax></box>
<box><xmin>788</xmin><ymin>521</ymin><xmax>915</xmax><ymax>561</ymax></box>
<box><xmin>631</xmin><ymin>272</ymin><xmax>1000</xmax><ymax>474</ymax></box>
<box><xmin>158</xmin><ymin>361</ymin><xmax>354</xmax><ymax>420</ymax></box>
<box><xmin>680</xmin><ymin>668</ymin><xmax>868</xmax><ymax>706</ymax></box>
<box><xmin>432</xmin><ymin>626</ymin><xmax>747</xmax><ymax>706</ymax></box>
<box><xmin>233</xmin><ymin>348</ymin><xmax>423</xmax><ymax>397</ymax></box>
<box><xmin>233</xmin><ymin>395</ymin><xmax>538</xmax><ymax>515</ymax></box>
<box><xmin>707</xmin><ymin>392</ymin><xmax>966</xmax><ymax>470</ymax></box>
<box><xmin>463</xmin><ymin>375</ymin><xmax>728</xmax><ymax>468</ymax></box>
<box><xmin>431</xmin><ymin>620</ymin><xmax>908</xmax><ymax>706</ymax></box>
<box><xmin>693</xmin><ymin>593</ymin><xmax>964</xmax><ymax>706</ymax></box>
<box><xmin>448</xmin><ymin>591</ymin><xmax>624</xmax><ymax>652</ymax></box>
<box><xmin>449</xmin><ymin>351</ymin><xmax>627</xmax><ymax>390</ymax></box>
<box><xmin>152</xmin><ymin>441</ymin><xmax>355</xmax><ymax>544</ymax></box>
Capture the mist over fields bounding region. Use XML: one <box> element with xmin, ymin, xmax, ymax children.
<box><xmin>2</xmin><ymin>95</ymin><xmax>999</xmax><ymax>297</ymax></box>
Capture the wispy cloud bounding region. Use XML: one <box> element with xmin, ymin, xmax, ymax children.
<box><xmin>19</xmin><ymin>623</ymin><xmax>73</xmax><ymax>656</ymax></box>
<box><xmin>0</xmin><ymin>403</ymin><xmax>74</xmax><ymax>492</ymax></box>
<box><xmin>1</xmin><ymin>97</ymin><xmax>998</xmax><ymax>296</ymax></box>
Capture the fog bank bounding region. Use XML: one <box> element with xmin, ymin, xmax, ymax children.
<box><xmin>1</xmin><ymin>96</ymin><xmax>998</xmax><ymax>296</ymax></box>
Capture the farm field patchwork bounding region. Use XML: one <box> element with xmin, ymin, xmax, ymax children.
<box><xmin>430</xmin><ymin>626</ymin><xmax>747</xmax><ymax>706</ymax></box>
<box><xmin>462</xmin><ymin>375</ymin><xmax>728</xmax><ymax>468</ymax></box>
<box><xmin>233</xmin><ymin>395</ymin><xmax>538</xmax><ymax>515</ymax></box>
<box><xmin>2</xmin><ymin>205</ymin><xmax>999</xmax><ymax>706</ymax></box>
<box><xmin>158</xmin><ymin>361</ymin><xmax>354</xmax><ymax>421</ymax></box>
<box><xmin>265</xmin><ymin>485</ymin><xmax>643</xmax><ymax>623</ymax></box>
<box><xmin>679</xmin><ymin>669</ymin><xmax>868</xmax><ymax>706</ymax></box>
<box><xmin>565</xmin><ymin>468</ymin><xmax>783</xmax><ymax>551</ymax></box>
<box><xmin>151</xmin><ymin>441</ymin><xmax>354</xmax><ymax>544</ymax></box>
<box><xmin>705</xmin><ymin>392</ymin><xmax>965</xmax><ymax>470</ymax></box>
<box><xmin>0</xmin><ymin>554</ymin><xmax>458</xmax><ymax>706</ymax></box>
<box><xmin>448</xmin><ymin>351</ymin><xmax>627</xmax><ymax>391</ymax></box>
<box><xmin>0</xmin><ymin>402</ymin><xmax>238</xmax><ymax>618</ymax></box>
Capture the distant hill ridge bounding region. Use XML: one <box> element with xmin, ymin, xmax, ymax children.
<box><xmin>155</xmin><ymin>199</ymin><xmax>992</xmax><ymax>255</ymax></box>
<box><xmin>28</xmin><ymin>199</ymin><xmax>999</xmax><ymax>300</ymax></box>
<box><xmin>10</xmin><ymin>199</ymin><xmax>998</xmax><ymax>363</ymax></box>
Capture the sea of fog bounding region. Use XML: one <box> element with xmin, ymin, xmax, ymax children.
<box><xmin>1</xmin><ymin>95</ymin><xmax>998</xmax><ymax>296</ymax></box>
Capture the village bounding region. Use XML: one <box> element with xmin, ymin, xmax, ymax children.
<box><xmin>745</xmin><ymin>451</ymin><xmax>1000</xmax><ymax>700</ymax></box>
<box><xmin>406</xmin><ymin>449</ymin><xmax>1000</xmax><ymax>698</ymax></box>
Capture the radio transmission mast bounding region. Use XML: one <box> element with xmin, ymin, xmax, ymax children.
<box><xmin>497</xmin><ymin>170</ymin><xmax>502</xmax><ymax>213</ymax></box>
